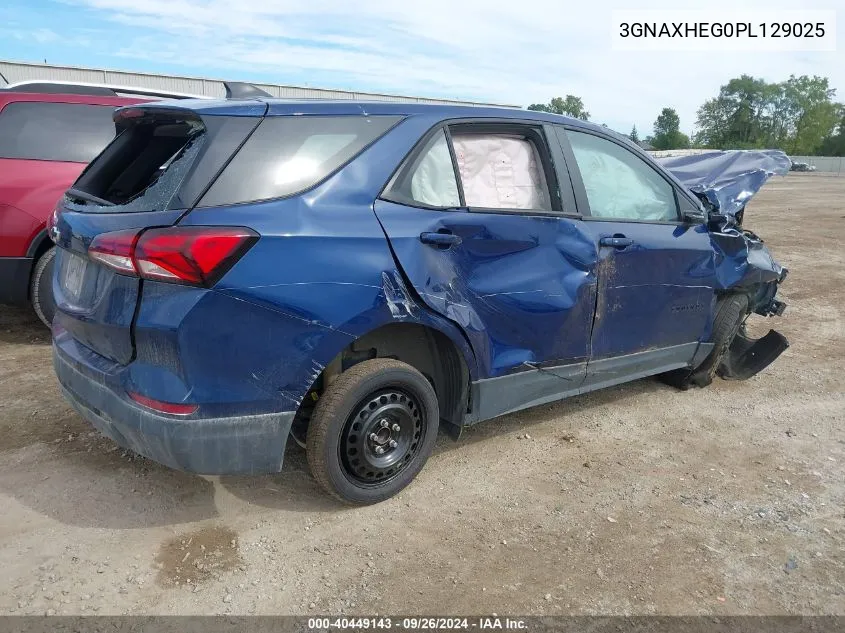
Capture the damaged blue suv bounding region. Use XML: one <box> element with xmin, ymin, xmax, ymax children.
<box><xmin>51</xmin><ymin>95</ymin><xmax>789</xmax><ymax>503</ymax></box>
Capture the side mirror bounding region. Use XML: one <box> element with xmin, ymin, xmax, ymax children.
<box><xmin>706</xmin><ymin>212</ymin><xmax>731</xmax><ymax>232</ymax></box>
<box><xmin>682</xmin><ymin>209</ymin><xmax>706</xmax><ymax>224</ymax></box>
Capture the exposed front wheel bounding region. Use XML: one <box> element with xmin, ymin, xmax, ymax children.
<box><xmin>662</xmin><ymin>293</ymin><xmax>749</xmax><ymax>389</ymax></box>
<box><xmin>30</xmin><ymin>247</ymin><xmax>56</xmax><ymax>328</ymax></box>
<box><xmin>306</xmin><ymin>358</ymin><xmax>439</xmax><ymax>504</ymax></box>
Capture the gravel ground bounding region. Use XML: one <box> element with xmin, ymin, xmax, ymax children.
<box><xmin>0</xmin><ymin>173</ymin><xmax>843</xmax><ymax>616</ymax></box>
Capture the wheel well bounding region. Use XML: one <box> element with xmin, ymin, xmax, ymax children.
<box><xmin>296</xmin><ymin>323</ymin><xmax>469</xmax><ymax>433</ymax></box>
<box><xmin>31</xmin><ymin>235</ymin><xmax>53</xmax><ymax>262</ymax></box>
<box><xmin>27</xmin><ymin>233</ymin><xmax>54</xmax><ymax>298</ymax></box>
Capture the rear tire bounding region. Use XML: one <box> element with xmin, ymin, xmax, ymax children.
<box><xmin>30</xmin><ymin>247</ymin><xmax>56</xmax><ymax>328</ymax></box>
<box><xmin>306</xmin><ymin>358</ymin><xmax>439</xmax><ymax>505</ymax></box>
<box><xmin>661</xmin><ymin>294</ymin><xmax>749</xmax><ymax>389</ymax></box>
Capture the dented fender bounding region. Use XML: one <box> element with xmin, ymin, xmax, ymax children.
<box><xmin>174</xmin><ymin>199</ymin><xmax>478</xmax><ymax>414</ymax></box>
<box><xmin>661</xmin><ymin>149</ymin><xmax>790</xmax><ymax>314</ymax></box>
<box><xmin>709</xmin><ymin>225</ymin><xmax>786</xmax><ymax>293</ymax></box>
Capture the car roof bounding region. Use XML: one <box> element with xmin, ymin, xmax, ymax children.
<box><xmin>128</xmin><ymin>97</ymin><xmax>610</xmax><ymax>133</ymax></box>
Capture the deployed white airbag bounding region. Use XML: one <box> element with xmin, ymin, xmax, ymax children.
<box><xmin>567</xmin><ymin>131</ymin><xmax>677</xmax><ymax>221</ymax></box>
<box><xmin>410</xmin><ymin>131</ymin><xmax>460</xmax><ymax>207</ymax></box>
<box><xmin>452</xmin><ymin>134</ymin><xmax>550</xmax><ymax>210</ymax></box>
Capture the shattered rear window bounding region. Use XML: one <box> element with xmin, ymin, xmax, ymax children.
<box><xmin>67</xmin><ymin>115</ymin><xmax>206</xmax><ymax>213</ymax></box>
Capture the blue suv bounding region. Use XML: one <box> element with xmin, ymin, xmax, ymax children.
<box><xmin>51</xmin><ymin>97</ymin><xmax>788</xmax><ymax>503</ymax></box>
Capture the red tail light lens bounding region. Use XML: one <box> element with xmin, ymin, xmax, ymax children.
<box><xmin>135</xmin><ymin>227</ymin><xmax>257</xmax><ymax>285</ymax></box>
<box><xmin>88</xmin><ymin>227</ymin><xmax>257</xmax><ymax>286</ymax></box>
<box><xmin>88</xmin><ymin>229</ymin><xmax>140</xmax><ymax>275</ymax></box>
<box><xmin>128</xmin><ymin>391</ymin><xmax>198</xmax><ymax>416</ymax></box>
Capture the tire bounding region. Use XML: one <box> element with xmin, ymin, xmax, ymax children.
<box><xmin>30</xmin><ymin>247</ymin><xmax>56</xmax><ymax>328</ymax></box>
<box><xmin>661</xmin><ymin>294</ymin><xmax>749</xmax><ymax>389</ymax></box>
<box><xmin>306</xmin><ymin>358</ymin><xmax>439</xmax><ymax>505</ymax></box>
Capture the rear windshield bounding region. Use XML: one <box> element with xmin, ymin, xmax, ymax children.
<box><xmin>198</xmin><ymin>115</ymin><xmax>401</xmax><ymax>207</ymax></box>
<box><xmin>0</xmin><ymin>102</ymin><xmax>116</xmax><ymax>162</ymax></box>
<box><xmin>68</xmin><ymin>111</ymin><xmax>206</xmax><ymax>213</ymax></box>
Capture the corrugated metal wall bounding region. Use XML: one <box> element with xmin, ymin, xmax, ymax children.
<box><xmin>0</xmin><ymin>60</ymin><xmax>513</xmax><ymax>107</ymax></box>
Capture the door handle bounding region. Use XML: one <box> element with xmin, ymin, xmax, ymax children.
<box><xmin>420</xmin><ymin>232</ymin><xmax>462</xmax><ymax>248</ymax></box>
<box><xmin>599</xmin><ymin>236</ymin><xmax>634</xmax><ymax>249</ymax></box>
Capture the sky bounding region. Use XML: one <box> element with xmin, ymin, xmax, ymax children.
<box><xmin>0</xmin><ymin>0</ymin><xmax>842</xmax><ymax>137</ymax></box>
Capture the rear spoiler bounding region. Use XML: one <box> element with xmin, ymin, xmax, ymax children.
<box><xmin>223</xmin><ymin>82</ymin><xmax>273</xmax><ymax>99</ymax></box>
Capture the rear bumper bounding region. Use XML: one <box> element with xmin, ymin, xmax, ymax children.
<box><xmin>53</xmin><ymin>339</ymin><xmax>294</xmax><ymax>475</ymax></box>
<box><xmin>0</xmin><ymin>256</ymin><xmax>33</xmax><ymax>305</ymax></box>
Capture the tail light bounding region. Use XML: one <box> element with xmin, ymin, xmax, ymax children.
<box><xmin>88</xmin><ymin>226</ymin><xmax>258</xmax><ymax>286</ymax></box>
<box><xmin>47</xmin><ymin>204</ymin><xmax>61</xmax><ymax>243</ymax></box>
<box><xmin>88</xmin><ymin>229</ymin><xmax>139</xmax><ymax>274</ymax></box>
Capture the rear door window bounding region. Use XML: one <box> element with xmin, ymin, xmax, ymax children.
<box><xmin>383</xmin><ymin>123</ymin><xmax>562</xmax><ymax>214</ymax></box>
<box><xmin>198</xmin><ymin>115</ymin><xmax>401</xmax><ymax>207</ymax></box>
<box><xmin>383</xmin><ymin>129</ymin><xmax>461</xmax><ymax>208</ymax></box>
<box><xmin>0</xmin><ymin>102</ymin><xmax>116</xmax><ymax>163</ymax></box>
<box><xmin>451</xmin><ymin>132</ymin><xmax>553</xmax><ymax>211</ymax></box>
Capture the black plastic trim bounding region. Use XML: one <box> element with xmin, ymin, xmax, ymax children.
<box><xmin>466</xmin><ymin>342</ymin><xmax>704</xmax><ymax>425</ymax></box>
<box><xmin>0</xmin><ymin>257</ymin><xmax>33</xmax><ymax>305</ymax></box>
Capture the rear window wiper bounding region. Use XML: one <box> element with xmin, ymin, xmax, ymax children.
<box><xmin>66</xmin><ymin>187</ymin><xmax>116</xmax><ymax>207</ymax></box>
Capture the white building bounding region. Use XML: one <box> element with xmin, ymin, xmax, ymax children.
<box><xmin>0</xmin><ymin>59</ymin><xmax>513</xmax><ymax>107</ymax></box>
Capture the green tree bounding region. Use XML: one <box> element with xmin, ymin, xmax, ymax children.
<box><xmin>526</xmin><ymin>103</ymin><xmax>551</xmax><ymax>113</ymax></box>
<box><xmin>695</xmin><ymin>75</ymin><xmax>776</xmax><ymax>148</ymax></box>
<box><xmin>818</xmin><ymin>105</ymin><xmax>845</xmax><ymax>156</ymax></box>
<box><xmin>527</xmin><ymin>95</ymin><xmax>590</xmax><ymax>120</ymax></box>
<box><xmin>783</xmin><ymin>75</ymin><xmax>838</xmax><ymax>154</ymax></box>
<box><xmin>651</xmin><ymin>107</ymin><xmax>690</xmax><ymax>149</ymax></box>
<box><xmin>630</xmin><ymin>126</ymin><xmax>640</xmax><ymax>143</ymax></box>
<box><xmin>694</xmin><ymin>74</ymin><xmax>839</xmax><ymax>152</ymax></box>
<box><xmin>694</xmin><ymin>97</ymin><xmax>731</xmax><ymax>148</ymax></box>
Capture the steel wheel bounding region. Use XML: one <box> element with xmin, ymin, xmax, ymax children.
<box><xmin>306</xmin><ymin>358</ymin><xmax>439</xmax><ymax>504</ymax></box>
<box><xmin>340</xmin><ymin>389</ymin><xmax>424</xmax><ymax>485</ymax></box>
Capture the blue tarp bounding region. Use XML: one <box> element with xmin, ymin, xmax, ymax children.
<box><xmin>658</xmin><ymin>150</ymin><xmax>791</xmax><ymax>217</ymax></box>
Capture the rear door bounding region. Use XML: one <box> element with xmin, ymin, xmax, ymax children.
<box><xmin>555</xmin><ymin>126</ymin><xmax>716</xmax><ymax>383</ymax></box>
<box><xmin>374</xmin><ymin>120</ymin><xmax>598</xmax><ymax>381</ymax></box>
<box><xmin>53</xmin><ymin>106</ymin><xmax>261</xmax><ymax>363</ymax></box>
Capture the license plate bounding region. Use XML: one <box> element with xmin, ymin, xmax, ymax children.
<box><xmin>62</xmin><ymin>251</ymin><xmax>88</xmax><ymax>301</ymax></box>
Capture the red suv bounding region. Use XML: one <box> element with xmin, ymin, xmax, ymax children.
<box><xmin>0</xmin><ymin>82</ymin><xmax>195</xmax><ymax>325</ymax></box>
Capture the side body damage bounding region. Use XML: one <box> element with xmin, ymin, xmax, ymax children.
<box><xmin>660</xmin><ymin>150</ymin><xmax>791</xmax><ymax>380</ymax></box>
<box><xmin>51</xmin><ymin>102</ymin><xmax>792</xmax><ymax>479</ymax></box>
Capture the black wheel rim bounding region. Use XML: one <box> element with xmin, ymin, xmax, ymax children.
<box><xmin>339</xmin><ymin>388</ymin><xmax>425</xmax><ymax>486</ymax></box>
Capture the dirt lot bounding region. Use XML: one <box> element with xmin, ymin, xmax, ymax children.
<box><xmin>0</xmin><ymin>173</ymin><xmax>843</xmax><ymax>616</ymax></box>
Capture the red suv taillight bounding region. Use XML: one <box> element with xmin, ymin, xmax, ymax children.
<box><xmin>88</xmin><ymin>226</ymin><xmax>258</xmax><ymax>286</ymax></box>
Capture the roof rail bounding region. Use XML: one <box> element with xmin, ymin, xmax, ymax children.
<box><xmin>223</xmin><ymin>81</ymin><xmax>273</xmax><ymax>99</ymax></box>
<box><xmin>1</xmin><ymin>80</ymin><xmax>207</xmax><ymax>100</ymax></box>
